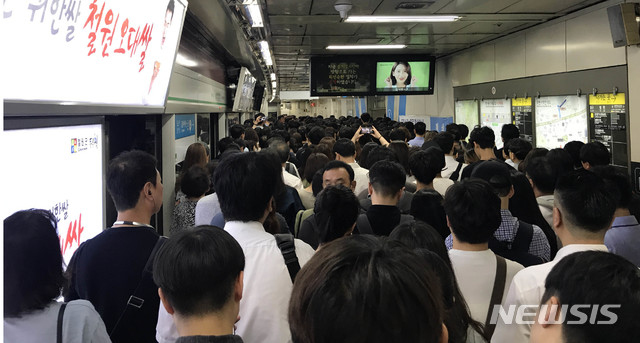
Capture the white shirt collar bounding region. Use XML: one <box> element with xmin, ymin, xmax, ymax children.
<box><xmin>553</xmin><ymin>244</ymin><xmax>608</xmax><ymax>261</ymax></box>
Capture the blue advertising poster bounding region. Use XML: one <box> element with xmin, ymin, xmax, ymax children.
<box><xmin>387</xmin><ymin>96</ymin><xmax>395</xmax><ymax>119</ymax></box>
<box><xmin>398</xmin><ymin>95</ymin><xmax>407</xmax><ymax>117</ymax></box>
<box><xmin>431</xmin><ymin>117</ymin><xmax>454</xmax><ymax>132</ymax></box>
<box><xmin>175</xmin><ymin>114</ymin><xmax>196</xmax><ymax>139</ymax></box>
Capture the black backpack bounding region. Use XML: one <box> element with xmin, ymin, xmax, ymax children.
<box><xmin>488</xmin><ymin>221</ymin><xmax>544</xmax><ymax>267</ymax></box>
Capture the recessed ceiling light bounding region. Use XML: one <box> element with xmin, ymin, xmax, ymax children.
<box><xmin>345</xmin><ymin>15</ymin><xmax>460</xmax><ymax>23</ymax></box>
<box><xmin>326</xmin><ymin>44</ymin><xmax>406</xmax><ymax>50</ymax></box>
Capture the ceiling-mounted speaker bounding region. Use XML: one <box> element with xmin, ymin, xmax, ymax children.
<box><xmin>607</xmin><ymin>3</ymin><xmax>640</xmax><ymax>47</ymax></box>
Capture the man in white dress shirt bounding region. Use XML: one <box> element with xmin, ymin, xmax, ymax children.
<box><xmin>157</xmin><ymin>152</ymin><xmax>315</xmax><ymax>343</ymax></box>
<box><xmin>433</xmin><ymin>132</ymin><xmax>465</xmax><ymax>181</ymax></box>
<box><xmin>333</xmin><ymin>138</ymin><xmax>368</xmax><ymax>198</ymax></box>
<box><xmin>491</xmin><ymin>169</ymin><xmax>616</xmax><ymax>343</ymax></box>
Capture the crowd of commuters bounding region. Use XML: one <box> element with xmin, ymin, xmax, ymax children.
<box><xmin>5</xmin><ymin>112</ymin><xmax>640</xmax><ymax>343</ymax></box>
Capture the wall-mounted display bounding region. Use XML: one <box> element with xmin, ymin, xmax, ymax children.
<box><xmin>512</xmin><ymin>97</ymin><xmax>534</xmax><ymax>144</ymax></box>
<box><xmin>455</xmin><ymin>100</ymin><xmax>480</xmax><ymax>130</ymax></box>
<box><xmin>480</xmin><ymin>99</ymin><xmax>511</xmax><ymax>149</ymax></box>
<box><xmin>4</xmin><ymin>0</ymin><xmax>188</xmax><ymax>110</ymax></box>
<box><xmin>232</xmin><ymin>67</ymin><xmax>257</xmax><ymax>112</ymax></box>
<box><xmin>374</xmin><ymin>58</ymin><xmax>435</xmax><ymax>95</ymax></box>
<box><xmin>2</xmin><ymin>124</ymin><xmax>104</xmax><ymax>265</ymax></box>
<box><xmin>535</xmin><ymin>96</ymin><xmax>588</xmax><ymax>149</ymax></box>
<box><xmin>589</xmin><ymin>93</ymin><xmax>628</xmax><ymax>168</ymax></box>
<box><xmin>310</xmin><ymin>56</ymin><xmax>372</xmax><ymax>96</ymax></box>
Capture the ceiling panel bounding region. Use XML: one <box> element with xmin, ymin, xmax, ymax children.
<box><xmin>500</xmin><ymin>0</ymin><xmax>601</xmax><ymax>14</ymax></box>
<box><xmin>306</xmin><ymin>23</ymin><xmax>362</xmax><ymax>36</ymax></box>
<box><xmin>310</xmin><ymin>0</ymin><xmax>384</xmax><ymax>15</ymax></box>
<box><xmin>453</xmin><ymin>21</ymin><xmax>529</xmax><ymax>34</ymax></box>
<box><xmin>270</xmin><ymin>24</ymin><xmax>307</xmax><ymax>36</ymax></box>
<box><xmin>272</xmin><ymin>36</ymin><xmax>304</xmax><ymax>46</ymax></box>
<box><xmin>436</xmin><ymin>0</ymin><xmax>521</xmax><ymax>13</ymax></box>
<box><xmin>434</xmin><ymin>33</ymin><xmax>495</xmax><ymax>44</ymax></box>
<box><xmin>265</xmin><ymin>0</ymin><xmax>312</xmax><ymax>16</ymax></box>
<box><xmin>407</xmin><ymin>22</ymin><xmax>474</xmax><ymax>35</ymax></box>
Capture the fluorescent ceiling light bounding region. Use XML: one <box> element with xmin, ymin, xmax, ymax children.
<box><xmin>345</xmin><ymin>15</ymin><xmax>460</xmax><ymax>23</ymax></box>
<box><xmin>259</xmin><ymin>40</ymin><xmax>273</xmax><ymax>66</ymax></box>
<box><xmin>326</xmin><ymin>44</ymin><xmax>406</xmax><ymax>50</ymax></box>
<box><xmin>175</xmin><ymin>53</ymin><xmax>198</xmax><ymax>67</ymax></box>
<box><xmin>270</xmin><ymin>73</ymin><xmax>276</xmax><ymax>81</ymax></box>
<box><xmin>272</xmin><ymin>81</ymin><xmax>277</xmax><ymax>88</ymax></box>
<box><xmin>246</xmin><ymin>4</ymin><xmax>263</xmax><ymax>28</ymax></box>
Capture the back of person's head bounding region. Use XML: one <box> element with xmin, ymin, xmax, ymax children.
<box><xmin>311</xmin><ymin>170</ymin><xmax>324</xmax><ymax>196</ymax></box>
<box><xmin>217</xmin><ymin>137</ymin><xmax>236</xmax><ymax>156</ymax></box>
<box><xmin>415</xmin><ymin>122</ymin><xmax>427</xmax><ymax>136</ymax></box>
<box><xmin>464</xmin><ymin>149</ymin><xmax>479</xmax><ymax>164</ymax></box>
<box><xmin>289</xmin><ymin>235</ymin><xmax>446</xmax><ymax>343</ymax></box>
<box><xmin>409</xmin><ymin>189</ymin><xmax>448</xmax><ymax>239</ymax></box>
<box><xmin>366</xmin><ymin>146</ymin><xmax>398</xmax><ymax>168</ymax></box>
<box><xmin>580</xmin><ymin>142</ymin><xmax>611</xmax><ymax>168</ymax></box>
<box><xmin>509</xmin><ymin>171</ymin><xmax>554</xmax><ymax>237</ymax></box>
<box><xmin>469</xmin><ymin>126</ymin><xmax>495</xmax><ymax>149</ymax></box>
<box><xmin>181</xmin><ymin>165</ymin><xmax>210</xmax><ymax>198</ymax></box>
<box><xmin>534</xmin><ymin>251</ymin><xmax>640</xmax><ymax>343</ymax></box>
<box><xmin>444</xmin><ymin>179</ymin><xmax>501</xmax><ymax>244</ymax></box>
<box><xmin>267</xmin><ymin>139</ymin><xmax>290</xmax><ymax>164</ymax></box>
<box><xmin>389</xmin><ymin>221</ymin><xmax>449</xmax><ymax>267</ymax></box>
<box><xmin>471</xmin><ymin>160</ymin><xmax>513</xmax><ymax>197</ymax></box>
<box><xmin>388</xmin><ymin>141</ymin><xmax>410</xmax><ymax>174</ymax></box>
<box><xmin>433</xmin><ymin>132</ymin><xmax>455</xmax><ymax>154</ymax></box>
<box><xmin>591</xmin><ymin>165</ymin><xmax>632</xmax><ymax>210</ymax></box>
<box><xmin>554</xmin><ymin>169</ymin><xmax>615</xmax><ymax>234</ymax></box>
<box><xmin>5</xmin><ymin>209</ymin><xmax>63</xmax><ymax>317</ymax></box>
<box><xmin>369</xmin><ymin>160</ymin><xmax>406</xmax><ymax>197</ymax></box>
<box><xmin>307</xmin><ymin>126</ymin><xmax>326</xmax><ymax>145</ymax></box>
<box><xmin>322</xmin><ymin>160</ymin><xmax>355</xmax><ymax>184</ymax></box>
<box><xmin>333</xmin><ymin>138</ymin><xmax>356</xmax><ymax>158</ymax></box>
<box><xmin>525</xmin><ymin>156</ymin><xmax>556</xmax><ymax>194</ymax></box>
<box><xmin>229</xmin><ymin>124</ymin><xmax>245</xmax><ymax>139</ymax></box>
<box><xmin>545</xmin><ymin>148</ymin><xmax>574</xmax><ymax>179</ymax></box>
<box><xmin>153</xmin><ymin>226</ymin><xmax>244</xmax><ymax>317</ymax></box>
<box><xmin>389</xmin><ymin>128</ymin><xmax>407</xmax><ymax>141</ymax></box>
<box><xmin>508</xmin><ymin>138</ymin><xmax>532</xmax><ymax>161</ymax></box>
<box><xmin>445</xmin><ymin>123</ymin><xmax>461</xmax><ymax>141</ymax></box>
<box><xmin>184</xmin><ymin>142</ymin><xmax>209</xmax><ymax>170</ymax></box>
<box><xmin>314</xmin><ymin>143</ymin><xmax>335</xmax><ymax>161</ymax></box>
<box><xmin>244</xmin><ymin>128</ymin><xmax>259</xmax><ymax>142</ymax></box>
<box><xmin>360</xmin><ymin>112</ymin><xmax>372</xmax><ymax>124</ymax></box>
<box><xmin>458</xmin><ymin>124</ymin><xmax>469</xmax><ymax>141</ymax></box>
<box><xmin>501</xmin><ymin>124</ymin><xmax>520</xmax><ymax>142</ymax></box>
<box><xmin>358</xmin><ymin>142</ymin><xmax>379</xmax><ymax>169</ymax></box>
<box><xmin>107</xmin><ymin>150</ymin><xmax>158</xmax><ymax>211</ymax></box>
<box><xmin>319</xmin><ymin>136</ymin><xmax>336</xmax><ymax>151</ymax></box>
<box><xmin>563</xmin><ymin>141</ymin><xmax>585</xmax><ymax>169</ymax></box>
<box><xmin>214</xmin><ymin>152</ymin><xmax>281</xmax><ymax>222</ymax></box>
<box><xmin>313</xmin><ymin>185</ymin><xmax>359</xmax><ymax>245</ymax></box>
<box><xmin>304</xmin><ymin>153</ymin><xmax>330</xmax><ymax>184</ymax></box>
<box><xmin>519</xmin><ymin>147</ymin><xmax>550</xmax><ymax>173</ymax></box>
<box><xmin>409</xmin><ymin>147</ymin><xmax>445</xmax><ymax>185</ymax></box>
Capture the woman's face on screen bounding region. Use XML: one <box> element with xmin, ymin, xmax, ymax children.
<box><xmin>393</xmin><ymin>64</ymin><xmax>408</xmax><ymax>86</ymax></box>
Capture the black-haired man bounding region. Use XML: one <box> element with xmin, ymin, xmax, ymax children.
<box><xmin>333</xmin><ymin>138</ymin><xmax>369</xmax><ymax>198</ymax></box>
<box><xmin>530</xmin><ymin>251</ymin><xmax>640</xmax><ymax>343</ymax></box>
<box><xmin>444</xmin><ymin>179</ymin><xmax>524</xmax><ymax>341</ymax></box>
<box><xmin>492</xmin><ymin>170</ymin><xmax>616</xmax><ymax>343</ymax></box>
<box><xmin>409</xmin><ymin>147</ymin><xmax>454</xmax><ymax>197</ymax></box>
<box><xmin>433</xmin><ymin>132</ymin><xmax>466</xmax><ymax>180</ymax></box>
<box><xmin>157</xmin><ymin>152</ymin><xmax>315</xmax><ymax>343</ymax></box>
<box><xmin>579</xmin><ymin>141</ymin><xmax>610</xmax><ymax>170</ymax></box>
<box><xmin>154</xmin><ymin>227</ymin><xmax>245</xmax><ymax>343</ymax></box>
<box><xmin>461</xmin><ymin>126</ymin><xmax>500</xmax><ymax>179</ymax></box>
<box><xmin>497</xmin><ymin>124</ymin><xmax>520</xmax><ymax>162</ymax></box>
<box><xmin>66</xmin><ymin>150</ymin><xmax>164</xmax><ymax>342</ymax></box>
<box><xmin>358</xmin><ymin>160</ymin><xmax>413</xmax><ymax>236</ymax></box>
<box><xmin>408</xmin><ymin>122</ymin><xmax>426</xmax><ymax>147</ymax></box>
<box><xmin>592</xmin><ymin>166</ymin><xmax>640</xmax><ymax>266</ymax></box>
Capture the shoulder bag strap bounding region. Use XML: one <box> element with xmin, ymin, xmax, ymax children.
<box><xmin>57</xmin><ymin>303</ymin><xmax>68</xmax><ymax>343</ymax></box>
<box><xmin>513</xmin><ymin>220</ymin><xmax>534</xmax><ymax>252</ymax></box>
<box><xmin>109</xmin><ymin>236</ymin><xmax>167</xmax><ymax>337</ymax></box>
<box><xmin>356</xmin><ymin>214</ymin><xmax>374</xmax><ymax>235</ymax></box>
<box><xmin>275</xmin><ymin>233</ymin><xmax>301</xmax><ymax>283</ymax></box>
<box><xmin>484</xmin><ymin>255</ymin><xmax>507</xmax><ymax>339</ymax></box>
<box><xmin>449</xmin><ymin>161</ymin><xmax>464</xmax><ymax>181</ymax></box>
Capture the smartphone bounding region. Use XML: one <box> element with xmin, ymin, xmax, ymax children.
<box><xmin>361</xmin><ymin>127</ymin><xmax>372</xmax><ymax>134</ymax></box>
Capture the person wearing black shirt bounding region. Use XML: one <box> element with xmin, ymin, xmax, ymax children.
<box><xmin>65</xmin><ymin>150</ymin><xmax>164</xmax><ymax>342</ymax></box>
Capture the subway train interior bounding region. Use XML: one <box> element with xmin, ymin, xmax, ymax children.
<box><xmin>3</xmin><ymin>0</ymin><xmax>640</xmax><ymax>257</ymax></box>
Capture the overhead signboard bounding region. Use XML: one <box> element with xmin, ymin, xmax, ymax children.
<box><xmin>535</xmin><ymin>95</ymin><xmax>588</xmax><ymax>149</ymax></box>
<box><xmin>480</xmin><ymin>99</ymin><xmax>511</xmax><ymax>149</ymax></box>
<box><xmin>512</xmin><ymin>97</ymin><xmax>534</xmax><ymax>144</ymax></box>
<box><xmin>3</xmin><ymin>0</ymin><xmax>188</xmax><ymax>110</ymax></box>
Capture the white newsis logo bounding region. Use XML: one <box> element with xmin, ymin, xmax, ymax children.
<box><xmin>489</xmin><ymin>304</ymin><xmax>621</xmax><ymax>325</ymax></box>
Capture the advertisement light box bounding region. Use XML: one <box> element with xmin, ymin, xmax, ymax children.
<box><xmin>3</xmin><ymin>0</ymin><xmax>188</xmax><ymax>109</ymax></box>
<box><xmin>2</xmin><ymin>124</ymin><xmax>105</xmax><ymax>265</ymax></box>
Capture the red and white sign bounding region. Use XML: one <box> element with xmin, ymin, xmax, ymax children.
<box><xmin>3</xmin><ymin>0</ymin><xmax>188</xmax><ymax>108</ymax></box>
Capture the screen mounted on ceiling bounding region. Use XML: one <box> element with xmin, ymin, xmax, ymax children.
<box><xmin>374</xmin><ymin>56</ymin><xmax>435</xmax><ymax>95</ymax></box>
<box><xmin>310</xmin><ymin>56</ymin><xmax>373</xmax><ymax>96</ymax></box>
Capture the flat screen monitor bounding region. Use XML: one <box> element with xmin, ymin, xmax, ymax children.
<box><xmin>310</xmin><ymin>56</ymin><xmax>372</xmax><ymax>96</ymax></box>
<box><xmin>3</xmin><ymin>0</ymin><xmax>188</xmax><ymax>111</ymax></box>
<box><xmin>535</xmin><ymin>95</ymin><xmax>588</xmax><ymax>149</ymax></box>
<box><xmin>374</xmin><ymin>57</ymin><xmax>435</xmax><ymax>95</ymax></box>
<box><xmin>2</xmin><ymin>123</ymin><xmax>105</xmax><ymax>265</ymax></box>
<box><xmin>232</xmin><ymin>67</ymin><xmax>256</xmax><ymax>112</ymax></box>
